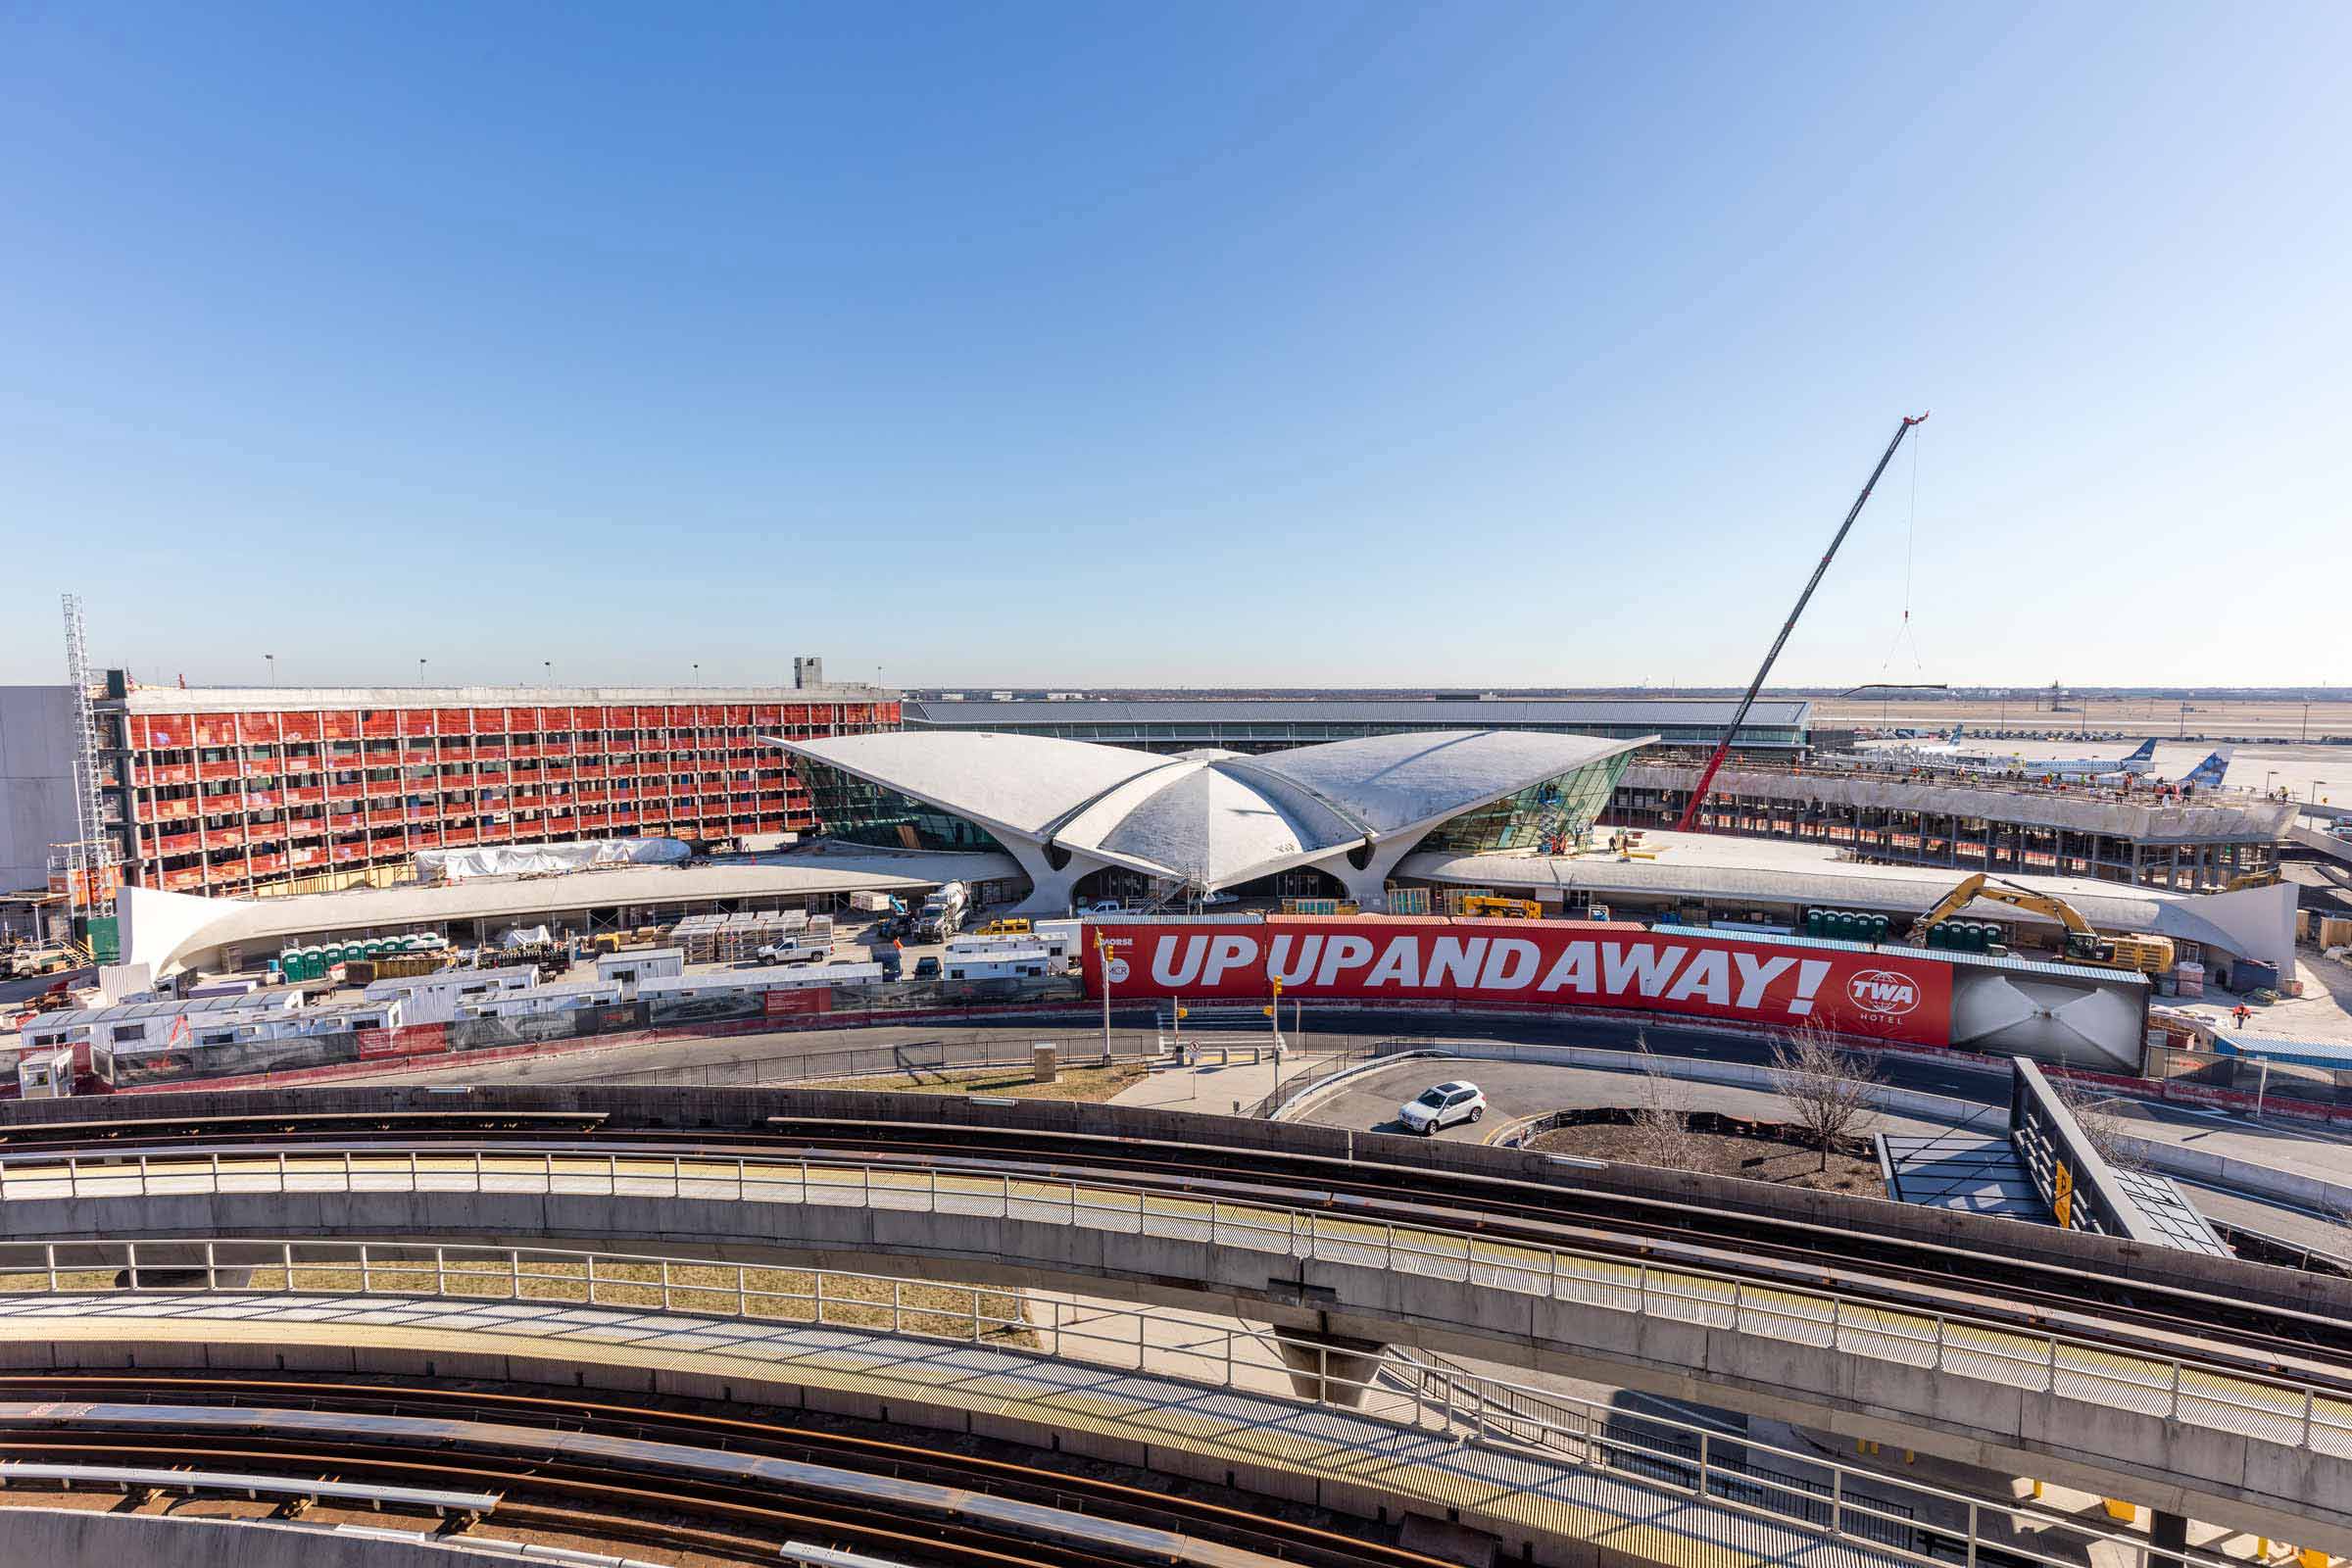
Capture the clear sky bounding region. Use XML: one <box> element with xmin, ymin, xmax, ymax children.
<box><xmin>3</xmin><ymin>4</ymin><xmax>2346</xmax><ymax>691</ymax></box>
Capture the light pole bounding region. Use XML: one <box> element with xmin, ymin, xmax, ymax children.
<box><xmin>418</xmin><ymin>658</ymin><xmax>427</xmax><ymax>686</ymax></box>
<box><xmin>544</xmin><ymin>661</ymin><xmax>552</xmax><ymax>686</ymax></box>
<box><xmin>265</xmin><ymin>653</ymin><xmax>276</xmax><ymax>686</ymax></box>
<box><xmin>1096</xmin><ymin>931</ymin><xmax>1113</xmax><ymax>1056</ymax></box>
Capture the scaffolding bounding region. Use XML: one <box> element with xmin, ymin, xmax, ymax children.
<box><xmin>60</xmin><ymin>595</ymin><xmax>114</xmax><ymax>914</ymax></box>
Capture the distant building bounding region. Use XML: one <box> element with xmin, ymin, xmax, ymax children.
<box><xmin>80</xmin><ymin>667</ymin><xmax>895</xmax><ymax>899</ymax></box>
<box><xmin>0</xmin><ymin>685</ymin><xmax>81</xmax><ymax>897</ymax></box>
<box><xmin>901</xmin><ymin>697</ymin><xmax>1810</xmax><ymax>759</ymax></box>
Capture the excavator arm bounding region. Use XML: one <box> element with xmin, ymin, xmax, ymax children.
<box><xmin>1903</xmin><ymin>871</ymin><xmax>2172</xmax><ymax>973</ymax></box>
<box><xmin>1905</xmin><ymin>872</ymin><xmax>2095</xmax><ymax>942</ymax></box>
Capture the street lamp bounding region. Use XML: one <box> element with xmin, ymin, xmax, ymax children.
<box><xmin>265</xmin><ymin>653</ymin><xmax>275</xmax><ymax>685</ymax></box>
<box><xmin>1095</xmin><ymin>931</ymin><xmax>1115</xmax><ymax>1055</ymax></box>
<box><xmin>418</xmin><ymin>658</ymin><xmax>427</xmax><ymax>685</ymax></box>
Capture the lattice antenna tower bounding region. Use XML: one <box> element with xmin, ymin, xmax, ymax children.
<box><xmin>61</xmin><ymin>593</ymin><xmax>114</xmax><ymax>912</ymax></box>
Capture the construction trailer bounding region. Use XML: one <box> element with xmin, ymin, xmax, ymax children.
<box><xmin>19</xmin><ymin>990</ymin><xmax>307</xmax><ymax>1056</ymax></box>
<box><xmin>362</xmin><ymin>964</ymin><xmax>539</xmax><ymax>1026</ymax></box>
<box><xmin>943</xmin><ymin>947</ymin><xmax>1055</xmax><ymax>981</ymax></box>
<box><xmin>452</xmin><ymin>983</ymin><xmax>623</xmax><ymax>1021</ymax></box>
<box><xmin>595</xmin><ymin>948</ymin><xmax>685</xmax><ymax>995</ymax></box>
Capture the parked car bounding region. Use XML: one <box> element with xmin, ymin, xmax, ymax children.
<box><xmin>913</xmin><ymin>956</ymin><xmax>942</xmax><ymax>980</ymax></box>
<box><xmin>1078</xmin><ymin>900</ymin><xmax>1129</xmax><ymax>916</ymax></box>
<box><xmin>1397</xmin><ymin>1081</ymin><xmax>1486</xmax><ymax>1136</ymax></box>
<box><xmin>877</xmin><ymin>951</ymin><xmax>904</xmax><ymax>981</ymax></box>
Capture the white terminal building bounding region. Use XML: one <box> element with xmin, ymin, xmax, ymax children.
<box><xmin>770</xmin><ymin>730</ymin><xmax>1642</xmax><ymax>916</ymax></box>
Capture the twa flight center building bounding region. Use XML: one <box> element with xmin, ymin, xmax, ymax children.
<box><xmin>771</xmin><ymin>729</ymin><xmax>1639</xmax><ymax>916</ymax></box>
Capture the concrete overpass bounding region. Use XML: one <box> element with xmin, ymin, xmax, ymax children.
<box><xmin>2</xmin><ymin>1088</ymin><xmax>2348</xmax><ymax>1549</ymax></box>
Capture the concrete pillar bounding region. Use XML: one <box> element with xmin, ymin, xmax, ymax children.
<box><xmin>2150</xmin><ymin>1509</ymin><xmax>2188</xmax><ymax>1568</ymax></box>
<box><xmin>1272</xmin><ymin>1329</ymin><xmax>1389</xmax><ymax>1407</ymax></box>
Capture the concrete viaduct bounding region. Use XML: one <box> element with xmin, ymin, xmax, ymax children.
<box><xmin>2</xmin><ymin>1084</ymin><xmax>2347</xmax><ymax>1552</ymax></box>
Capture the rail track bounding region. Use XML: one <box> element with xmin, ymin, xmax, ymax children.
<box><xmin>0</xmin><ymin>1368</ymin><xmax>1445</xmax><ymax>1568</ymax></box>
<box><xmin>4</xmin><ymin>1102</ymin><xmax>2348</xmax><ymax>1388</ymax></box>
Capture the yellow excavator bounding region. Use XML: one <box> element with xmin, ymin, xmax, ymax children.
<box><xmin>1906</xmin><ymin>872</ymin><xmax>2175</xmax><ymax>974</ymax></box>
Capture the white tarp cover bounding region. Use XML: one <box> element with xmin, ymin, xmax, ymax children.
<box><xmin>417</xmin><ymin>837</ymin><xmax>691</xmax><ymax>883</ymax></box>
<box><xmin>499</xmin><ymin>925</ymin><xmax>555</xmax><ymax>949</ymax></box>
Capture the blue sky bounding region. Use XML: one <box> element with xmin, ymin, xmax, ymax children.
<box><xmin>3</xmin><ymin>3</ymin><xmax>2346</xmax><ymax>690</ymax></box>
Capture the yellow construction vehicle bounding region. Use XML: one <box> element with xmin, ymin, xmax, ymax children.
<box><xmin>2221</xmin><ymin>869</ymin><xmax>2281</xmax><ymax>893</ymax></box>
<box><xmin>1906</xmin><ymin>872</ymin><xmax>2175</xmax><ymax>974</ymax></box>
<box><xmin>975</xmin><ymin>917</ymin><xmax>1032</xmax><ymax>938</ymax></box>
<box><xmin>1459</xmin><ymin>896</ymin><xmax>1543</xmax><ymax>920</ymax></box>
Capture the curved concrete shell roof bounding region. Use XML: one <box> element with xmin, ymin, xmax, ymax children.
<box><xmin>772</xmin><ymin>728</ymin><xmax>1648</xmax><ymax>893</ymax></box>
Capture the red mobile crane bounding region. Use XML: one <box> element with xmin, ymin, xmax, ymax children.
<box><xmin>1673</xmin><ymin>414</ymin><xmax>1929</xmax><ymax>833</ymax></box>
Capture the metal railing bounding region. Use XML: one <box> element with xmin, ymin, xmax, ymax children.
<box><xmin>0</xmin><ymin>1236</ymin><xmax>2243</xmax><ymax>1568</ymax></box>
<box><xmin>1241</xmin><ymin>1037</ymin><xmax>1421</xmax><ymax>1117</ymax></box>
<box><xmin>3</xmin><ymin>1147</ymin><xmax>2349</xmax><ymax>1469</ymax></box>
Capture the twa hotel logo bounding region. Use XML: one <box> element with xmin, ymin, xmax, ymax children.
<box><xmin>1846</xmin><ymin>969</ymin><xmax>1921</xmax><ymax>1016</ymax></box>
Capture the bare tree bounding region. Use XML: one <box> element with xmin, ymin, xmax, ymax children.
<box><xmin>1768</xmin><ymin>1023</ymin><xmax>1880</xmax><ymax>1171</ymax></box>
<box><xmin>1628</xmin><ymin>1033</ymin><xmax>1716</xmax><ymax>1174</ymax></box>
<box><xmin>2044</xmin><ymin>1068</ymin><xmax>2148</xmax><ymax>1173</ymax></box>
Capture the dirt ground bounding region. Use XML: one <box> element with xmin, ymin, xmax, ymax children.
<box><xmin>1526</xmin><ymin>1122</ymin><xmax>1884</xmax><ymax>1196</ymax></box>
<box><xmin>801</xmin><ymin>1061</ymin><xmax>1148</xmax><ymax>1102</ymax></box>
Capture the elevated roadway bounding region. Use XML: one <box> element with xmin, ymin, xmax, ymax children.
<box><xmin>3</xmin><ymin>1087</ymin><xmax>2350</xmax><ymax>1549</ymax></box>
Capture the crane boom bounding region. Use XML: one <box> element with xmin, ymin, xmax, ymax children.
<box><xmin>1674</xmin><ymin>413</ymin><xmax>1929</xmax><ymax>833</ymax></box>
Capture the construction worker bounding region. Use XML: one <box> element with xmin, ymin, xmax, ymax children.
<box><xmin>2231</xmin><ymin>1003</ymin><xmax>2252</xmax><ymax>1030</ymax></box>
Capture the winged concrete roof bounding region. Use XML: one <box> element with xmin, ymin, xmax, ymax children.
<box><xmin>773</xmin><ymin>729</ymin><xmax>1648</xmax><ymax>889</ymax></box>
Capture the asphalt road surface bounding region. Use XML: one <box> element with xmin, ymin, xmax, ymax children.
<box><xmin>1298</xmin><ymin>1056</ymin><xmax>1997</xmax><ymax>1145</ymax></box>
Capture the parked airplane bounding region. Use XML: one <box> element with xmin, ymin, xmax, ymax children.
<box><xmin>2162</xmin><ymin>748</ymin><xmax>2233</xmax><ymax>790</ymax></box>
<box><xmin>2026</xmin><ymin>738</ymin><xmax>2161</xmax><ymax>780</ymax></box>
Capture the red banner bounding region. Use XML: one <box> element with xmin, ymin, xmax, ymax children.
<box><xmin>359</xmin><ymin>1022</ymin><xmax>448</xmax><ymax>1058</ymax></box>
<box><xmin>763</xmin><ymin>987</ymin><xmax>831</xmax><ymax>1017</ymax></box>
<box><xmin>1080</xmin><ymin>918</ymin><xmax>1954</xmax><ymax>1046</ymax></box>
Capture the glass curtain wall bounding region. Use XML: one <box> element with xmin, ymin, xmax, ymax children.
<box><xmin>795</xmin><ymin>760</ymin><xmax>1005</xmax><ymax>853</ymax></box>
<box><xmin>1410</xmin><ymin>755</ymin><xmax>1634</xmax><ymax>856</ymax></box>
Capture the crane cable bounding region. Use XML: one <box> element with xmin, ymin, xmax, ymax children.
<box><xmin>1881</xmin><ymin>420</ymin><xmax>1927</xmax><ymax>672</ymax></box>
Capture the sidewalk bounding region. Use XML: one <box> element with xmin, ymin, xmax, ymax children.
<box><xmin>1108</xmin><ymin>1041</ymin><xmax>1352</xmax><ymax>1114</ymax></box>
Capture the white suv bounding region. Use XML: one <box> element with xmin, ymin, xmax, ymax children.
<box><xmin>1398</xmin><ymin>1081</ymin><xmax>1486</xmax><ymax>1136</ymax></box>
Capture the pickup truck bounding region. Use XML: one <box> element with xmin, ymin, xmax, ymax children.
<box><xmin>755</xmin><ymin>939</ymin><xmax>829</xmax><ymax>965</ymax></box>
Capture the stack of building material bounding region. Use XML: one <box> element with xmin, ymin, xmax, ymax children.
<box><xmin>671</xmin><ymin>914</ymin><xmax>723</xmax><ymax>964</ymax></box>
<box><xmin>2175</xmin><ymin>960</ymin><xmax>2205</xmax><ymax>999</ymax></box>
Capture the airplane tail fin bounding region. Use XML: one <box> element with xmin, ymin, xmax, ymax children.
<box><xmin>1947</xmin><ymin>722</ymin><xmax>1964</xmax><ymax>744</ymax></box>
<box><xmin>2183</xmin><ymin>748</ymin><xmax>2233</xmax><ymax>788</ymax></box>
<box><xmin>2124</xmin><ymin>737</ymin><xmax>2158</xmax><ymax>763</ymax></box>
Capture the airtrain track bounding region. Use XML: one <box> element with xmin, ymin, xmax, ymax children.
<box><xmin>0</xmin><ymin>1369</ymin><xmax>1437</xmax><ymax>1567</ymax></box>
<box><xmin>3</xmin><ymin>1101</ymin><xmax>2350</xmax><ymax>1388</ymax></box>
